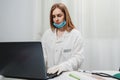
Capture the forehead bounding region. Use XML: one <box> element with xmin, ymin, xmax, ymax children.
<box><xmin>52</xmin><ymin>8</ymin><xmax>64</xmax><ymax>15</ymax></box>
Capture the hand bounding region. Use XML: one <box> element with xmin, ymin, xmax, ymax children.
<box><xmin>47</xmin><ymin>65</ymin><xmax>64</xmax><ymax>75</ymax></box>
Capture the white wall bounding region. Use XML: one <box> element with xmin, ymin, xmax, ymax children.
<box><xmin>81</xmin><ymin>0</ymin><xmax>120</xmax><ymax>70</ymax></box>
<box><xmin>0</xmin><ymin>0</ymin><xmax>36</xmax><ymax>42</ymax></box>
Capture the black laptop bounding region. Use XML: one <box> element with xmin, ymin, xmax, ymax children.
<box><xmin>0</xmin><ymin>42</ymin><xmax>47</xmax><ymax>80</ymax></box>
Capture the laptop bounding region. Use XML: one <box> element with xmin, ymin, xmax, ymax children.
<box><xmin>0</xmin><ymin>42</ymin><xmax>47</xmax><ymax>80</ymax></box>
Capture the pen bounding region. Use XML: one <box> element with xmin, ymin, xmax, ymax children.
<box><xmin>69</xmin><ymin>73</ymin><xmax>80</xmax><ymax>80</ymax></box>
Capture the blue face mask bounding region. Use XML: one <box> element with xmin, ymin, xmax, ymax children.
<box><xmin>53</xmin><ymin>20</ymin><xmax>66</xmax><ymax>28</ymax></box>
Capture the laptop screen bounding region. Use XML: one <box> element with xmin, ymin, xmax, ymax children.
<box><xmin>0</xmin><ymin>42</ymin><xmax>47</xmax><ymax>80</ymax></box>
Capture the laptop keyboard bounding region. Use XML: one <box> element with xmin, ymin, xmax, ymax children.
<box><xmin>47</xmin><ymin>72</ymin><xmax>60</xmax><ymax>79</ymax></box>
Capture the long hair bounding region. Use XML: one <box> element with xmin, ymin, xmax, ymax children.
<box><xmin>50</xmin><ymin>3</ymin><xmax>75</xmax><ymax>32</ymax></box>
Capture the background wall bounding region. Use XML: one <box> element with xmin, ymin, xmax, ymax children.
<box><xmin>0</xmin><ymin>0</ymin><xmax>36</xmax><ymax>41</ymax></box>
<box><xmin>81</xmin><ymin>0</ymin><xmax>120</xmax><ymax>70</ymax></box>
<box><xmin>0</xmin><ymin>0</ymin><xmax>120</xmax><ymax>71</ymax></box>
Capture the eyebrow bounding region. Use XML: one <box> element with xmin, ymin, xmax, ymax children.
<box><xmin>52</xmin><ymin>13</ymin><xmax>62</xmax><ymax>15</ymax></box>
<box><xmin>52</xmin><ymin>13</ymin><xmax>63</xmax><ymax>17</ymax></box>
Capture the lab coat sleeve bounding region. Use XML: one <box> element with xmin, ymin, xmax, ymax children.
<box><xmin>59</xmin><ymin>34</ymin><xmax>84</xmax><ymax>71</ymax></box>
<box><xmin>41</xmin><ymin>32</ymin><xmax>48</xmax><ymax>69</ymax></box>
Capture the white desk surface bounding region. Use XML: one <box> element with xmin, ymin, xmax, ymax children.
<box><xmin>0</xmin><ymin>71</ymin><xmax>119</xmax><ymax>80</ymax></box>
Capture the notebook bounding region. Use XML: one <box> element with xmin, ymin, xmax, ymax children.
<box><xmin>0</xmin><ymin>42</ymin><xmax>47</xmax><ymax>80</ymax></box>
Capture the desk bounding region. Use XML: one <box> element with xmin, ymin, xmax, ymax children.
<box><xmin>49</xmin><ymin>71</ymin><xmax>119</xmax><ymax>80</ymax></box>
<box><xmin>0</xmin><ymin>71</ymin><xmax>119</xmax><ymax>80</ymax></box>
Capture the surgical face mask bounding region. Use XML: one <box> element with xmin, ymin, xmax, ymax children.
<box><xmin>53</xmin><ymin>20</ymin><xmax>66</xmax><ymax>28</ymax></box>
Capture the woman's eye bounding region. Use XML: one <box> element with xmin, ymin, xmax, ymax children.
<box><xmin>57</xmin><ymin>14</ymin><xmax>62</xmax><ymax>17</ymax></box>
<box><xmin>52</xmin><ymin>15</ymin><xmax>55</xmax><ymax>18</ymax></box>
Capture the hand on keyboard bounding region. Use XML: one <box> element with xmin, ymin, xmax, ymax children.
<box><xmin>47</xmin><ymin>71</ymin><xmax>63</xmax><ymax>79</ymax></box>
<box><xmin>47</xmin><ymin>72</ymin><xmax>58</xmax><ymax>79</ymax></box>
<box><xmin>47</xmin><ymin>65</ymin><xmax>64</xmax><ymax>75</ymax></box>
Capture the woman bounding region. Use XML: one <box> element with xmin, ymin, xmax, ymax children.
<box><xmin>41</xmin><ymin>3</ymin><xmax>84</xmax><ymax>75</ymax></box>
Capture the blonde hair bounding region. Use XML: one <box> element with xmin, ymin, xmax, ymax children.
<box><xmin>50</xmin><ymin>3</ymin><xmax>75</xmax><ymax>32</ymax></box>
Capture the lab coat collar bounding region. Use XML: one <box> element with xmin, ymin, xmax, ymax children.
<box><xmin>54</xmin><ymin>29</ymin><xmax>69</xmax><ymax>43</ymax></box>
<box><xmin>54</xmin><ymin>29</ymin><xmax>69</xmax><ymax>38</ymax></box>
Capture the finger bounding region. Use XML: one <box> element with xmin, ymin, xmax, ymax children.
<box><xmin>47</xmin><ymin>66</ymin><xmax>58</xmax><ymax>74</ymax></box>
<box><xmin>57</xmin><ymin>69</ymin><xmax>62</xmax><ymax>75</ymax></box>
<box><xmin>51</xmin><ymin>68</ymin><xmax>59</xmax><ymax>74</ymax></box>
<box><xmin>47</xmin><ymin>67</ymin><xmax>54</xmax><ymax>73</ymax></box>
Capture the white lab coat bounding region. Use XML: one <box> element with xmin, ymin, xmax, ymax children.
<box><xmin>41</xmin><ymin>28</ymin><xmax>84</xmax><ymax>71</ymax></box>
